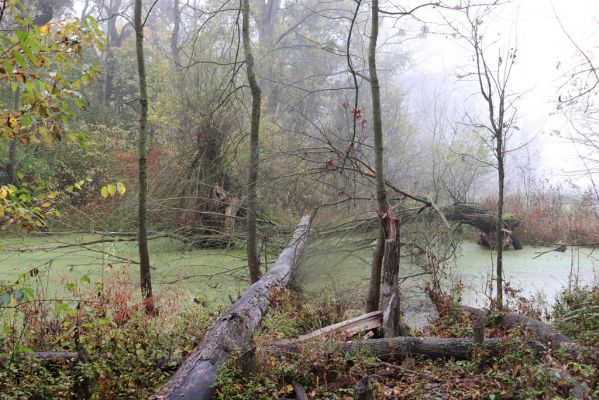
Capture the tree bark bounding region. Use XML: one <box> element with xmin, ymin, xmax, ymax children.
<box><xmin>170</xmin><ymin>0</ymin><xmax>180</xmax><ymax>65</ymax></box>
<box><xmin>242</xmin><ymin>0</ymin><xmax>263</xmax><ymax>283</ymax></box>
<box><xmin>5</xmin><ymin>90</ymin><xmax>20</xmax><ymax>186</ymax></box>
<box><xmin>134</xmin><ymin>0</ymin><xmax>153</xmax><ymax>312</ymax></box>
<box><xmin>366</xmin><ymin>226</ymin><xmax>384</xmax><ymax>312</ymax></box>
<box><xmin>381</xmin><ymin>225</ymin><xmax>401</xmax><ymax>337</ymax></box>
<box><xmin>496</xmin><ymin>128</ymin><xmax>505</xmax><ymax>309</ymax></box>
<box><xmin>152</xmin><ymin>216</ymin><xmax>310</xmax><ymax>400</ymax></box>
<box><xmin>273</xmin><ymin>336</ymin><xmax>546</xmax><ymax>361</ymax></box>
<box><xmin>366</xmin><ymin>0</ymin><xmax>400</xmax><ymax>316</ymax></box>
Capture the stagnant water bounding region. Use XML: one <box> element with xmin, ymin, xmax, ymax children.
<box><xmin>1</xmin><ymin>234</ymin><xmax>597</xmax><ymax>326</ymax></box>
<box><xmin>297</xmin><ymin>240</ymin><xmax>599</xmax><ymax>327</ymax></box>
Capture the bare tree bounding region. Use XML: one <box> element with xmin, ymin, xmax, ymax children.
<box><xmin>451</xmin><ymin>7</ymin><xmax>519</xmax><ymax>310</ymax></box>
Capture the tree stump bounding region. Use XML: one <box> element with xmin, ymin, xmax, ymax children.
<box><xmin>353</xmin><ymin>376</ymin><xmax>373</xmax><ymax>400</ymax></box>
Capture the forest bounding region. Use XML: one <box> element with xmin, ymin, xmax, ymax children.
<box><xmin>0</xmin><ymin>0</ymin><xmax>598</xmax><ymax>398</ymax></box>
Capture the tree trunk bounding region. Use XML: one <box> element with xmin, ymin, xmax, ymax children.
<box><xmin>366</xmin><ymin>226</ymin><xmax>384</xmax><ymax>312</ymax></box>
<box><xmin>381</xmin><ymin>223</ymin><xmax>401</xmax><ymax>337</ymax></box>
<box><xmin>273</xmin><ymin>336</ymin><xmax>546</xmax><ymax>361</ymax></box>
<box><xmin>496</xmin><ymin>131</ymin><xmax>504</xmax><ymax>309</ymax></box>
<box><xmin>242</xmin><ymin>0</ymin><xmax>262</xmax><ymax>283</ymax></box>
<box><xmin>170</xmin><ymin>0</ymin><xmax>180</xmax><ymax>65</ymax></box>
<box><xmin>366</xmin><ymin>0</ymin><xmax>399</xmax><ymax>315</ymax></box>
<box><xmin>152</xmin><ymin>216</ymin><xmax>310</xmax><ymax>400</ymax></box>
<box><xmin>134</xmin><ymin>0</ymin><xmax>153</xmax><ymax>312</ymax></box>
<box><xmin>6</xmin><ymin>90</ymin><xmax>20</xmax><ymax>186</ymax></box>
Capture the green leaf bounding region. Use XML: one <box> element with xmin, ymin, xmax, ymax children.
<box><xmin>11</xmin><ymin>49</ymin><xmax>25</xmax><ymax>67</ymax></box>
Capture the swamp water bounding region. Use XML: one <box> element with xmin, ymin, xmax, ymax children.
<box><xmin>297</xmin><ymin>240</ymin><xmax>599</xmax><ymax>328</ymax></box>
<box><xmin>1</xmin><ymin>234</ymin><xmax>597</xmax><ymax>327</ymax></box>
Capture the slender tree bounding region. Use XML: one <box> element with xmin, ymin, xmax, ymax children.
<box><xmin>456</xmin><ymin>9</ymin><xmax>518</xmax><ymax>310</ymax></box>
<box><xmin>366</xmin><ymin>0</ymin><xmax>400</xmax><ymax>332</ymax></box>
<box><xmin>242</xmin><ymin>0</ymin><xmax>263</xmax><ymax>283</ymax></box>
<box><xmin>134</xmin><ymin>0</ymin><xmax>153</xmax><ymax>311</ymax></box>
<box><xmin>170</xmin><ymin>0</ymin><xmax>181</xmax><ymax>65</ymax></box>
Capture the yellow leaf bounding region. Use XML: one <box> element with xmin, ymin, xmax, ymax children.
<box><xmin>9</xmin><ymin>296</ymin><xmax>16</xmax><ymax>306</ymax></box>
<box><xmin>8</xmin><ymin>116</ymin><xmax>18</xmax><ymax>128</ymax></box>
<box><xmin>286</xmin><ymin>384</ymin><xmax>293</xmax><ymax>393</ymax></box>
<box><xmin>41</xmin><ymin>202</ymin><xmax>52</xmax><ymax>208</ymax></box>
<box><xmin>107</xmin><ymin>184</ymin><xmax>116</xmax><ymax>196</ymax></box>
<box><xmin>40</xmin><ymin>25</ymin><xmax>50</xmax><ymax>35</ymax></box>
<box><xmin>0</xmin><ymin>187</ymin><xmax>7</xmax><ymax>199</ymax></box>
<box><xmin>47</xmin><ymin>193</ymin><xmax>56</xmax><ymax>199</ymax></box>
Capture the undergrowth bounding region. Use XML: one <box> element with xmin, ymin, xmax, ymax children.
<box><xmin>0</xmin><ymin>267</ymin><xmax>215</xmax><ymax>399</ymax></box>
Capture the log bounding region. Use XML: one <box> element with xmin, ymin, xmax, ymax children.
<box><xmin>426</xmin><ymin>290</ymin><xmax>598</xmax><ymax>363</ymax></box>
<box><xmin>273</xmin><ymin>336</ymin><xmax>546</xmax><ymax>361</ymax></box>
<box><xmin>292</xmin><ymin>311</ymin><xmax>382</xmax><ymax>342</ymax></box>
<box><xmin>445</xmin><ymin>203</ymin><xmax>522</xmax><ymax>249</ymax></box>
<box><xmin>152</xmin><ymin>216</ymin><xmax>310</xmax><ymax>400</ymax></box>
<box><xmin>459</xmin><ymin>306</ymin><xmax>598</xmax><ymax>363</ymax></box>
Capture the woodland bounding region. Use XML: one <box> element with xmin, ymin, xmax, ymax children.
<box><xmin>0</xmin><ymin>0</ymin><xmax>598</xmax><ymax>399</ymax></box>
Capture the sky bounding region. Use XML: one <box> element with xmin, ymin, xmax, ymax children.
<box><xmin>397</xmin><ymin>0</ymin><xmax>599</xmax><ymax>188</ymax></box>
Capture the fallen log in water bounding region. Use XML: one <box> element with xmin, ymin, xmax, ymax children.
<box><xmin>445</xmin><ymin>203</ymin><xmax>523</xmax><ymax>249</ymax></box>
<box><xmin>152</xmin><ymin>216</ymin><xmax>310</xmax><ymax>400</ymax></box>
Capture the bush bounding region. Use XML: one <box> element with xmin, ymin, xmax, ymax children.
<box><xmin>0</xmin><ymin>268</ymin><xmax>214</xmax><ymax>399</ymax></box>
<box><xmin>553</xmin><ymin>285</ymin><xmax>599</xmax><ymax>347</ymax></box>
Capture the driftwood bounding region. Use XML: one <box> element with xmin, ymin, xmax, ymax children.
<box><xmin>273</xmin><ymin>336</ymin><xmax>545</xmax><ymax>361</ymax></box>
<box><xmin>152</xmin><ymin>216</ymin><xmax>310</xmax><ymax>400</ymax></box>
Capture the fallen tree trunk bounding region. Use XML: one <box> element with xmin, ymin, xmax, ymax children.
<box><xmin>273</xmin><ymin>336</ymin><xmax>546</xmax><ymax>361</ymax></box>
<box><xmin>459</xmin><ymin>305</ymin><xmax>598</xmax><ymax>363</ymax></box>
<box><xmin>445</xmin><ymin>203</ymin><xmax>522</xmax><ymax>249</ymax></box>
<box><xmin>426</xmin><ymin>289</ymin><xmax>598</xmax><ymax>363</ymax></box>
<box><xmin>152</xmin><ymin>216</ymin><xmax>310</xmax><ymax>400</ymax></box>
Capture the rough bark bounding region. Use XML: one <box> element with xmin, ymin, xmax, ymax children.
<box><xmin>426</xmin><ymin>291</ymin><xmax>598</xmax><ymax>363</ymax></box>
<box><xmin>366</xmin><ymin>0</ymin><xmax>400</xmax><ymax>317</ymax></box>
<box><xmin>152</xmin><ymin>216</ymin><xmax>310</xmax><ymax>400</ymax></box>
<box><xmin>134</xmin><ymin>0</ymin><xmax>153</xmax><ymax>311</ymax></box>
<box><xmin>496</xmin><ymin>128</ymin><xmax>505</xmax><ymax>309</ymax></box>
<box><xmin>381</xmin><ymin>227</ymin><xmax>401</xmax><ymax>337</ymax></box>
<box><xmin>273</xmin><ymin>336</ymin><xmax>546</xmax><ymax>361</ymax></box>
<box><xmin>242</xmin><ymin>0</ymin><xmax>263</xmax><ymax>283</ymax></box>
<box><xmin>444</xmin><ymin>204</ymin><xmax>521</xmax><ymax>249</ymax></box>
<box><xmin>366</xmin><ymin>226</ymin><xmax>384</xmax><ymax>312</ymax></box>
